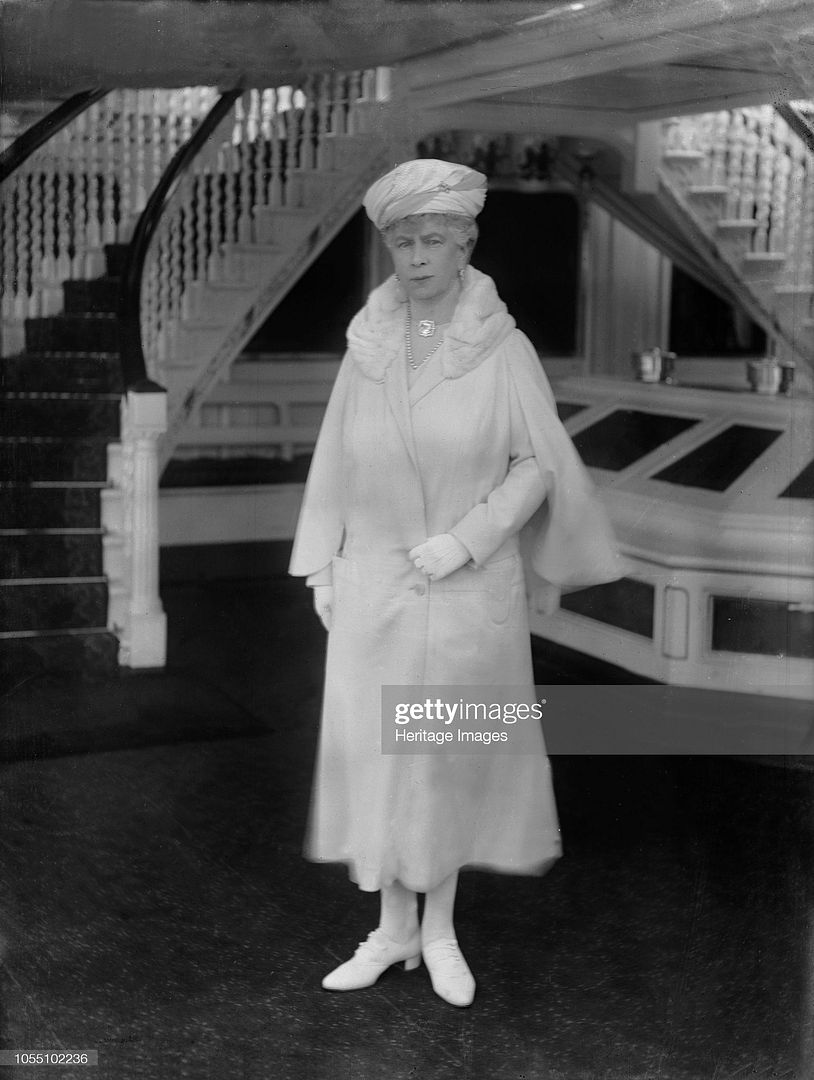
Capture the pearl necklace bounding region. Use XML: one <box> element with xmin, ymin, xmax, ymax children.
<box><xmin>405</xmin><ymin>310</ymin><xmax>444</xmax><ymax>371</ymax></box>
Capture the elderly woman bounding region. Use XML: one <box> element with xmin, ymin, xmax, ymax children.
<box><xmin>290</xmin><ymin>159</ymin><xmax>621</xmax><ymax>1007</ymax></box>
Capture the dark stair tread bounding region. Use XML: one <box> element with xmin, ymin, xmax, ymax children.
<box><xmin>0</xmin><ymin>353</ymin><xmax>122</xmax><ymax>393</ymax></box>
<box><xmin>62</xmin><ymin>277</ymin><xmax>121</xmax><ymax>315</ymax></box>
<box><xmin>0</xmin><ymin>580</ymin><xmax>108</xmax><ymax>632</ymax></box>
<box><xmin>0</xmin><ymin>398</ymin><xmax>120</xmax><ymax>437</ymax></box>
<box><xmin>0</xmin><ymin>630</ymin><xmax>119</xmax><ymax>689</ymax></box>
<box><xmin>0</xmin><ymin>441</ymin><xmax>110</xmax><ymax>482</ymax></box>
<box><xmin>0</xmin><ymin>486</ymin><xmax>102</xmax><ymax>528</ymax></box>
<box><xmin>0</xmin><ymin>534</ymin><xmax>103</xmax><ymax>579</ymax></box>
<box><xmin>104</xmin><ymin>244</ymin><xmax>129</xmax><ymax>278</ymax></box>
<box><xmin>1</xmin><ymin>248</ymin><xmax>131</xmax><ymax>682</ymax></box>
<box><xmin>25</xmin><ymin>314</ymin><xmax>120</xmax><ymax>354</ymax></box>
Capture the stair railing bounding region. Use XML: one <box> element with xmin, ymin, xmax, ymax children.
<box><xmin>126</xmin><ymin>70</ymin><xmax>381</xmax><ymax>397</ymax></box>
<box><xmin>108</xmin><ymin>69</ymin><xmax>383</xmax><ymax>667</ymax></box>
<box><xmin>0</xmin><ymin>88</ymin><xmax>109</xmax><ymax>182</ymax></box>
<box><xmin>662</xmin><ymin>106</ymin><xmax>814</xmax><ymax>282</ymax></box>
<box><xmin>118</xmin><ymin>88</ymin><xmax>244</xmax><ymax>391</ymax></box>
<box><xmin>110</xmin><ymin>87</ymin><xmax>243</xmax><ymax>667</ymax></box>
<box><xmin>0</xmin><ymin>87</ymin><xmax>219</xmax><ymax>357</ymax></box>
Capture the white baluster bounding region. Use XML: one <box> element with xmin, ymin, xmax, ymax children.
<box><xmin>249</xmin><ymin>88</ymin><xmax>265</xmax><ymax>218</ymax></box>
<box><xmin>179</xmin><ymin>87</ymin><xmax>196</xmax><ymax>148</ymax></box>
<box><xmin>71</xmin><ymin>107</ymin><xmax>90</xmax><ymax>278</ymax></box>
<box><xmin>660</xmin><ymin>116</ymin><xmax>677</xmax><ymax>154</ymax></box>
<box><xmin>116</xmin><ymin>90</ymin><xmax>133</xmax><ymax>241</ymax></box>
<box><xmin>150</xmin><ymin>90</ymin><xmax>165</xmax><ymax>193</ymax></box>
<box><xmin>13</xmin><ymin>168</ymin><xmax>33</xmax><ymax>321</ymax></box>
<box><xmin>167</xmin><ymin>203</ymin><xmax>184</xmax><ymax>327</ymax></box>
<box><xmin>768</xmin><ymin>114</ymin><xmax>791</xmax><ymax>255</ymax></box>
<box><xmin>153</xmin><ymin>218</ymin><xmax>173</xmax><ymax>368</ymax></box>
<box><xmin>84</xmin><ymin>99</ymin><xmax>103</xmax><ymax>275</ymax></box>
<box><xmin>782</xmin><ymin>138</ymin><xmax>807</xmax><ymax>283</ymax></box>
<box><xmin>132</xmin><ymin>89</ymin><xmax>149</xmax><ymax>219</ymax></box>
<box><xmin>753</xmin><ymin>106</ymin><xmax>776</xmax><ymax>254</ymax></box>
<box><xmin>315</xmin><ymin>74</ymin><xmax>333</xmax><ymax>171</ymax></box>
<box><xmin>694</xmin><ymin>112</ymin><xmax>714</xmax><ymax>170</ymax></box>
<box><xmin>331</xmin><ymin>72</ymin><xmax>347</xmax><ymax>136</ymax></box>
<box><xmin>180</xmin><ymin>176</ymin><xmax>196</xmax><ymax>319</ymax></box>
<box><xmin>195</xmin><ymin>167</ymin><xmax>209</xmax><ymax>283</ymax></box>
<box><xmin>299</xmin><ymin>76</ymin><xmax>316</xmax><ymax>171</ymax></box>
<box><xmin>346</xmin><ymin>70</ymin><xmax>363</xmax><ymax>136</ymax></box>
<box><xmin>799</xmin><ymin>150</ymin><xmax>814</xmax><ymax>287</ymax></box>
<box><xmin>724</xmin><ymin>110</ymin><xmax>746</xmax><ymax>219</ymax></box>
<box><xmin>55</xmin><ymin>128</ymin><xmax>73</xmax><ymax>284</ymax></box>
<box><xmin>738</xmin><ymin>110</ymin><xmax>759</xmax><ymax>226</ymax></box>
<box><xmin>1</xmin><ymin>186</ymin><xmax>15</xmax><ymax>323</ymax></box>
<box><xmin>204</xmin><ymin>126</ymin><xmax>225</xmax><ymax>282</ymax></box>
<box><xmin>165</xmin><ymin>90</ymin><xmax>182</xmax><ymax>164</ymax></box>
<box><xmin>223</xmin><ymin>129</ymin><xmax>239</xmax><ymax>245</ymax></box>
<box><xmin>1</xmin><ymin>177</ymin><xmax>25</xmax><ymax>354</ymax></box>
<box><xmin>256</xmin><ymin>89</ymin><xmax>272</xmax><ymax>209</ymax></box>
<box><xmin>100</xmin><ymin>95</ymin><xmax>118</xmax><ymax>245</ymax></box>
<box><xmin>708</xmin><ymin>111</ymin><xmax>729</xmax><ymax>186</ymax></box>
<box><xmin>26</xmin><ymin>159</ymin><xmax>44</xmax><ymax>315</ymax></box>
<box><xmin>38</xmin><ymin>152</ymin><xmax>61</xmax><ymax>315</ymax></box>
<box><xmin>361</xmin><ymin>68</ymin><xmax>377</xmax><ymax>103</ymax></box>
<box><xmin>375</xmin><ymin>66</ymin><xmax>392</xmax><ymax>103</ymax></box>
<box><xmin>284</xmin><ymin>96</ymin><xmax>301</xmax><ymax>206</ymax></box>
<box><xmin>268</xmin><ymin>90</ymin><xmax>284</xmax><ymax>207</ymax></box>
<box><xmin>237</xmin><ymin>93</ymin><xmax>253</xmax><ymax>242</ymax></box>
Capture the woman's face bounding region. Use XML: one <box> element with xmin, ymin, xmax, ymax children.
<box><xmin>388</xmin><ymin>217</ymin><xmax>465</xmax><ymax>305</ymax></box>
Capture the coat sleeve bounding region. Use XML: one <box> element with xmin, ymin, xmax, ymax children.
<box><xmin>449</xmin><ymin>379</ymin><xmax>549</xmax><ymax>566</ymax></box>
<box><xmin>288</xmin><ymin>353</ymin><xmax>355</xmax><ymax>578</ymax></box>
<box><xmin>505</xmin><ymin>331</ymin><xmax>626</xmax><ymax>591</ymax></box>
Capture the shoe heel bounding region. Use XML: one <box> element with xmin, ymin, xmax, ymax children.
<box><xmin>404</xmin><ymin>954</ymin><xmax>421</xmax><ymax>972</ymax></box>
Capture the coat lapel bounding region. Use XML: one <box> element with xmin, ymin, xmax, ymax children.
<box><xmin>408</xmin><ymin>351</ymin><xmax>447</xmax><ymax>407</ymax></box>
<box><xmin>383</xmin><ymin>344</ymin><xmax>421</xmax><ymax>474</ymax></box>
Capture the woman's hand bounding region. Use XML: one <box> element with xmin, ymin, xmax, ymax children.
<box><xmin>312</xmin><ymin>585</ymin><xmax>334</xmax><ymax>630</ymax></box>
<box><xmin>408</xmin><ymin>534</ymin><xmax>471</xmax><ymax>582</ymax></box>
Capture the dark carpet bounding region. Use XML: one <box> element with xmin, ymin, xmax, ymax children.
<box><xmin>0</xmin><ymin>575</ymin><xmax>812</xmax><ymax>1079</ymax></box>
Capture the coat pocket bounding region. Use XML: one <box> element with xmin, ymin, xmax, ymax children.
<box><xmin>441</xmin><ymin>554</ymin><xmax>524</xmax><ymax>626</ymax></box>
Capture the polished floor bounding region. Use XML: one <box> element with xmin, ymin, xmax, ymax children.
<box><xmin>1</xmin><ymin>573</ymin><xmax>812</xmax><ymax>1079</ymax></box>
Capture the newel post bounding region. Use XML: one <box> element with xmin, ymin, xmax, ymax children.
<box><xmin>120</xmin><ymin>382</ymin><xmax>167</xmax><ymax>668</ymax></box>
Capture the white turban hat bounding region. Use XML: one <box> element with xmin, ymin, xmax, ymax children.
<box><xmin>363</xmin><ymin>158</ymin><xmax>487</xmax><ymax>231</ymax></box>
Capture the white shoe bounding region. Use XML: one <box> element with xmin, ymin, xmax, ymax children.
<box><xmin>322</xmin><ymin>928</ymin><xmax>421</xmax><ymax>991</ymax></box>
<box><xmin>422</xmin><ymin>937</ymin><xmax>476</xmax><ymax>1007</ymax></box>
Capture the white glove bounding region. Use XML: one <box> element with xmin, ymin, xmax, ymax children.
<box><xmin>312</xmin><ymin>585</ymin><xmax>333</xmax><ymax>631</ymax></box>
<box><xmin>408</xmin><ymin>534</ymin><xmax>471</xmax><ymax>582</ymax></box>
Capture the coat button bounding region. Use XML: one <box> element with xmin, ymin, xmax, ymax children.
<box><xmin>412</xmin><ymin>584</ymin><xmax>426</xmax><ymax>596</ymax></box>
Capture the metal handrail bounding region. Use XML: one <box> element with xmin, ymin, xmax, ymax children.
<box><xmin>0</xmin><ymin>88</ymin><xmax>109</xmax><ymax>184</ymax></box>
<box><xmin>118</xmin><ymin>86</ymin><xmax>243</xmax><ymax>391</ymax></box>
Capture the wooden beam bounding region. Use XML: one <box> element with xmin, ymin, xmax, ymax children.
<box><xmin>416</xmin><ymin>102</ymin><xmax>633</xmax><ymax>143</ymax></box>
<box><xmin>398</xmin><ymin>0</ymin><xmax>814</xmax><ymax>109</ymax></box>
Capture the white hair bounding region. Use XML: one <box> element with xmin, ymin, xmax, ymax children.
<box><xmin>380</xmin><ymin>213</ymin><xmax>479</xmax><ymax>259</ymax></box>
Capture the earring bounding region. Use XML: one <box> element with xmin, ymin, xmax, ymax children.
<box><xmin>458</xmin><ymin>267</ymin><xmax>465</xmax><ymax>283</ymax></box>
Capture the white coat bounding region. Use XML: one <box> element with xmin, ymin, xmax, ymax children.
<box><xmin>290</xmin><ymin>267</ymin><xmax>622</xmax><ymax>892</ymax></box>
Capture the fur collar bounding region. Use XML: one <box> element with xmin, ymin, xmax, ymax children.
<box><xmin>346</xmin><ymin>266</ymin><xmax>516</xmax><ymax>382</ymax></box>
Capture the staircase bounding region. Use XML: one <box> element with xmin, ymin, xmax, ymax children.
<box><xmin>0</xmin><ymin>245</ymin><xmax>126</xmax><ymax>686</ymax></box>
<box><xmin>9</xmin><ymin>81</ymin><xmax>806</xmax><ymax>684</ymax></box>
<box><xmin>656</xmin><ymin>105</ymin><xmax>814</xmax><ymax>378</ymax></box>
<box><xmin>0</xmin><ymin>73</ymin><xmax>390</xmax><ymax>679</ymax></box>
<box><xmin>138</xmin><ymin>92</ymin><xmax>390</xmax><ymax>457</ymax></box>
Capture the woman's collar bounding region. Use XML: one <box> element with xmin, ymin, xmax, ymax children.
<box><xmin>346</xmin><ymin>266</ymin><xmax>516</xmax><ymax>382</ymax></box>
